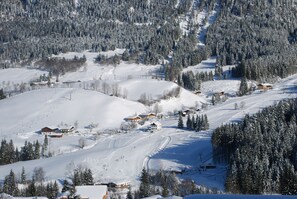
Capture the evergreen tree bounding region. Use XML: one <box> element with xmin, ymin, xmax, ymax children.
<box><xmin>0</xmin><ymin>89</ymin><xmax>6</xmax><ymax>100</ymax></box>
<box><xmin>186</xmin><ymin>114</ymin><xmax>192</xmax><ymax>129</ymax></box>
<box><xmin>27</xmin><ymin>179</ymin><xmax>36</xmax><ymax>197</ymax></box>
<box><xmin>177</xmin><ymin>115</ymin><xmax>184</xmax><ymax>129</ymax></box>
<box><xmin>42</xmin><ymin>135</ymin><xmax>49</xmax><ymax>157</ymax></box>
<box><xmin>3</xmin><ymin>170</ymin><xmax>19</xmax><ymax>196</ymax></box>
<box><xmin>34</xmin><ymin>140</ymin><xmax>41</xmax><ymax>159</ymax></box>
<box><xmin>139</xmin><ymin>168</ymin><xmax>150</xmax><ymax>198</ymax></box>
<box><xmin>239</xmin><ymin>78</ymin><xmax>249</xmax><ymax>96</ymax></box>
<box><xmin>126</xmin><ymin>188</ymin><xmax>133</xmax><ymax>199</ymax></box>
<box><xmin>21</xmin><ymin>166</ymin><xmax>26</xmax><ymax>184</ymax></box>
<box><xmin>83</xmin><ymin>168</ymin><xmax>94</xmax><ymax>185</ymax></box>
<box><xmin>161</xmin><ymin>179</ymin><xmax>169</xmax><ymax>197</ymax></box>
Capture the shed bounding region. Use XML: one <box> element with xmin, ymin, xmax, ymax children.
<box><xmin>149</xmin><ymin>122</ymin><xmax>162</xmax><ymax>132</ymax></box>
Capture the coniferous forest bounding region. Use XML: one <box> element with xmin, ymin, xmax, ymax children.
<box><xmin>1</xmin><ymin>0</ymin><xmax>297</xmax><ymax>89</ymax></box>
<box><xmin>212</xmin><ymin>98</ymin><xmax>297</xmax><ymax>195</ymax></box>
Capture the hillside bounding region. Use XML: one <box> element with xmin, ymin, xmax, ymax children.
<box><xmin>1</xmin><ymin>0</ymin><xmax>297</xmax><ymax>198</ymax></box>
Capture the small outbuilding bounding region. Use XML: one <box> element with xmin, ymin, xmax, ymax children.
<box><xmin>149</xmin><ymin>122</ymin><xmax>162</xmax><ymax>132</ymax></box>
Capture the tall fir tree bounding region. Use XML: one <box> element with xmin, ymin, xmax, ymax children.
<box><xmin>139</xmin><ymin>168</ymin><xmax>150</xmax><ymax>198</ymax></box>
<box><xmin>178</xmin><ymin>115</ymin><xmax>184</xmax><ymax>129</ymax></box>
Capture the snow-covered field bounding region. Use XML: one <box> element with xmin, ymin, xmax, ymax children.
<box><xmin>0</xmin><ymin>50</ymin><xmax>297</xmax><ymax>195</ymax></box>
<box><xmin>0</xmin><ymin>68</ymin><xmax>47</xmax><ymax>85</ymax></box>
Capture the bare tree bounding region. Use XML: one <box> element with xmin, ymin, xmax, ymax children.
<box><xmin>153</xmin><ymin>103</ymin><xmax>162</xmax><ymax>114</ymax></box>
<box><xmin>33</xmin><ymin>167</ymin><xmax>46</xmax><ymax>182</ymax></box>
<box><xmin>234</xmin><ymin>103</ymin><xmax>238</xmax><ymax>110</ymax></box>
<box><xmin>102</xmin><ymin>82</ymin><xmax>110</xmax><ymax>95</ymax></box>
<box><xmin>240</xmin><ymin>101</ymin><xmax>246</xmax><ymax>109</ymax></box>
<box><xmin>78</xmin><ymin>138</ymin><xmax>86</xmax><ymax>149</ymax></box>
<box><xmin>123</xmin><ymin>88</ymin><xmax>128</xmax><ymax>99</ymax></box>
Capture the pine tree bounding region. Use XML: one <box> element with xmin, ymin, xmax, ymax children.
<box><xmin>42</xmin><ymin>135</ymin><xmax>48</xmax><ymax>157</ymax></box>
<box><xmin>34</xmin><ymin>140</ymin><xmax>40</xmax><ymax>159</ymax></box>
<box><xmin>126</xmin><ymin>188</ymin><xmax>133</xmax><ymax>199</ymax></box>
<box><xmin>3</xmin><ymin>170</ymin><xmax>19</xmax><ymax>196</ymax></box>
<box><xmin>161</xmin><ymin>179</ymin><xmax>169</xmax><ymax>197</ymax></box>
<box><xmin>83</xmin><ymin>168</ymin><xmax>94</xmax><ymax>185</ymax></box>
<box><xmin>186</xmin><ymin>114</ymin><xmax>192</xmax><ymax>129</ymax></box>
<box><xmin>21</xmin><ymin>166</ymin><xmax>26</xmax><ymax>184</ymax></box>
<box><xmin>27</xmin><ymin>179</ymin><xmax>36</xmax><ymax>197</ymax></box>
<box><xmin>139</xmin><ymin>168</ymin><xmax>150</xmax><ymax>198</ymax></box>
<box><xmin>62</xmin><ymin>179</ymin><xmax>70</xmax><ymax>193</ymax></box>
<box><xmin>239</xmin><ymin>78</ymin><xmax>249</xmax><ymax>96</ymax></box>
<box><xmin>177</xmin><ymin>115</ymin><xmax>184</xmax><ymax>129</ymax></box>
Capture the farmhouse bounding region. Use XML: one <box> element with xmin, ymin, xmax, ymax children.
<box><xmin>257</xmin><ymin>83</ymin><xmax>273</xmax><ymax>90</ymax></box>
<box><xmin>139</xmin><ymin>113</ymin><xmax>156</xmax><ymax>120</ymax></box>
<box><xmin>124</xmin><ymin>116</ymin><xmax>142</xmax><ymax>122</ymax></box>
<box><xmin>75</xmin><ymin>185</ymin><xmax>108</xmax><ymax>199</ymax></box>
<box><xmin>41</xmin><ymin>127</ymin><xmax>63</xmax><ymax>138</ymax></box>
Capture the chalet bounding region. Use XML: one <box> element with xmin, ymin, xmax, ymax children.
<box><xmin>257</xmin><ymin>83</ymin><xmax>273</xmax><ymax>90</ymax></box>
<box><xmin>61</xmin><ymin>126</ymin><xmax>75</xmax><ymax>133</ymax></box>
<box><xmin>75</xmin><ymin>185</ymin><xmax>108</xmax><ymax>199</ymax></box>
<box><xmin>149</xmin><ymin>122</ymin><xmax>162</xmax><ymax>132</ymax></box>
<box><xmin>139</xmin><ymin>113</ymin><xmax>156</xmax><ymax>120</ymax></box>
<box><xmin>124</xmin><ymin>116</ymin><xmax>142</xmax><ymax>122</ymax></box>
<box><xmin>41</xmin><ymin>127</ymin><xmax>63</xmax><ymax>138</ymax></box>
<box><xmin>41</xmin><ymin>127</ymin><xmax>60</xmax><ymax>134</ymax></box>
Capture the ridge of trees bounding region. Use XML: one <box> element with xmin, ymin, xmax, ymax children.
<box><xmin>201</xmin><ymin>0</ymin><xmax>297</xmax><ymax>80</ymax></box>
<box><xmin>212</xmin><ymin>98</ymin><xmax>297</xmax><ymax>194</ymax></box>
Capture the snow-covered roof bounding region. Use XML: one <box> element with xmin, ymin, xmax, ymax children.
<box><xmin>75</xmin><ymin>185</ymin><xmax>107</xmax><ymax>199</ymax></box>
<box><xmin>185</xmin><ymin>194</ymin><xmax>297</xmax><ymax>199</ymax></box>
<box><xmin>14</xmin><ymin>197</ymin><xmax>48</xmax><ymax>199</ymax></box>
<box><xmin>0</xmin><ymin>193</ymin><xmax>13</xmax><ymax>199</ymax></box>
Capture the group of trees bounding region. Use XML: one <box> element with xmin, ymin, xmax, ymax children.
<box><xmin>186</xmin><ymin>114</ymin><xmax>209</xmax><ymax>131</ymax></box>
<box><xmin>132</xmin><ymin>169</ymin><xmax>215</xmax><ymax>199</ymax></box>
<box><xmin>0</xmin><ymin>164</ymin><xmax>95</xmax><ymax>198</ymax></box>
<box><xmin>0</xmin><ymin>167</ymin><xmax>59</xmax><ymax>198</ymax></box>
<box><xmin>0</xmin><ymin>136</ymin><xmax>49</xmax><ymax>165</ymax></box>
<box><xmin>35</xmin><ymin>56</ymin><xmax>86</xmax><ymax>77</ymax></box>
<box><xmin>212</xmin><ymin>98</ymin><xmax>297</xmax><ymax>194</ymax></box>
<box><xmin>61</xmin><ymin>167</ymin><xmax>94</xmax><ymax>198</ymax></box>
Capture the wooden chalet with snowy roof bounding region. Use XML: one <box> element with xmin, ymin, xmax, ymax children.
<box><xmin>139</xmin><ymin>113</ymin><xmax>156</xmax><ymax>120</ymax></box>
<box><xmin>41</xmin><ymin>127</ymin><xmax>63</xmax><ymax>138</ymax></box>
<box><xmin>124</xmin><ymin>116</ymin><xmax>142</xmax><ymax>122</ymax></box>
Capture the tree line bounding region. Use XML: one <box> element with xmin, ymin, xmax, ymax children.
<box><xmin>0</xmin><ymin>135</ymin><xmax>49</xmax><ymax>165</ymax></box>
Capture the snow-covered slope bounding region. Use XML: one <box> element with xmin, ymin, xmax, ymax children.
<box><xmin>0</xmin><ymin>68</ymin><xmax>47</xmax><ymax>85</ymax></box>
<box><xmin>0</xmin><ymin>88</ymin><xmax>147</xmax><ymax>136</ymax></box>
